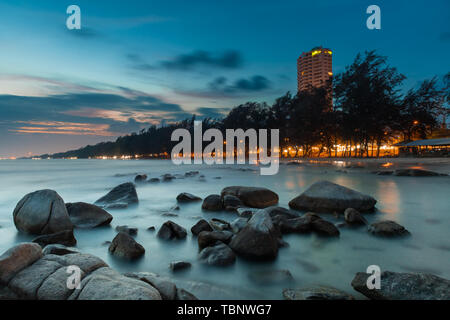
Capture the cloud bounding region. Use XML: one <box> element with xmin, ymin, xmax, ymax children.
<box><xmin>127</xmin><ymin>50</ymin><xmax>243</xmax><ymax>72</ymax></box>
<box><xmin>12</xmin><ymin>121</ymin><xmax>113</xmax><ymax>136</ymax></box>
<box><xmin>207</xmin><ymin>75</ymin><xmax>271</xmax><ymax>95</ymax></box>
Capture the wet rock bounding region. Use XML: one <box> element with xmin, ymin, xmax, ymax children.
<box><xmin>311</xmin><ymin>219</ymin><xmax>340</xmax><ymax>237</ymax></box>
<box><xmin>394</xmin><ymin>169</ymin><xmax>447</xmax><ymax>177</ymax></box>
<box><xmin>42</xmin><ymin>244</ymin><xmax>80</xmax><ymax>256</ymax></box>
<box><xmin>176</xmin><ymin>193</ymin><xmax>202</xmax><ymax>203</ymax></box>
<box><xmin>191</xmin><ymin>219</ymin><xmax>213</xmax><ymax>236</ymax></box>
<box><xmin>248</xmin><ymin>269</ymin><xmax>293</xmax><ymax>285</ymax></box>
<box><xmin>161</xmin><ymin>212</ymin><xmax>178</xmax><ymax>217</ymax></box>
<box><xmin>126</xmin><ymin>272</ymin><xmax>177</xmax><ymax>300</ymax></box>
<box><xmin>344</xmin><ymin>208</ymin><xmax>367</xmax><ymax>225</ymax></box>
<box><xmin>66</xmin><ymin>202</ymin><xmax>113</xmax><ymax>228</ymax></box>
<box><xmin>372</xmin><ymin>170</ymin><xmax>394</xmax><ymax>176</ymax></box>
<box><xmin>157</xmin><ymin>221</ymin><xmax>187</xmax><ymax>240</ymax></box>
<box><xmin>176</xmin><ymin>288</ymin><xmax>198</xmax><ymax>300</ymax></box>
<box><xmin>274</xmin><ymin>216</ymin><xmax>311</xmax><ymax>234</ymax></box>
<box><xmin>351</xmin><ymin>271</ymin><xmax>450</xmax><ymax>300</ymax></box>
<box><xmin>229</xmin><ymin>210</ymin><xmax>279</xmax><ymax>260</ymax></box>
<box><xmin>147</xmin><ymin>226</ymin><xmax>156</xmax><ymax>232</ymax></box>
<box><xmin>198</xmin><ymin>231</ymin><xmax>234</xmax><ymax>250</ymax></box>
<box><xmin>13</xmin><ymin>189</ymin><xmax>74</xmax><ymax>235</ymax></box>
<box><xmin>134</xmin><ymin>174</ymin><xmax>147</xmax><ymax>183</ymax></box>
<box><xmin>115</xmin><ymin>225</ymin><xmax>138</xmax><ymax>236</ymax></box>
<box><xmin>170</xmin><ymin>261</ymin><xmax>191</xmax><ymax>271</ymax></box>
<box><xmin>368</xmin><ymin>220</ymin><xmax>410</xmax><ymax>237</ymax></box>
<box><xmin>0</xmin><ymin>243</ymin><xmax>43</xmax><ymax>284</ymax></box>
<box><xmin>171</xmin><ymin>205</ymin><xmax>180</xmax><ymax>211</ymax></box>
<box><xmin>236</xmin><ymin>207</ymin><xmax>258</xmax><ymax>218</ymax></box>
<box><xmin>32</xmin><ymin>230</ymin><xmax>77</xmax><ymax>247</ymax></box>
<box><xmin>201</xmin><ymin>194</ymin><xmax>223</xmax><ymax>211</ymax></box>
<box><xmin>162</xmin><ymin>174</ymin><xmax>175</xmax><ymax>181</ymax></box>
<box><xmin>148</xmin><ymin>178</ymin><xmax>160</xmax><ymax>183</ymax></box>
<box><xmin>222</xmin><ymin>195</ymin><xmax>243</xmax><ymax>211</ymax></box>
<box><xmin>199</xmin><ymin>243</ymin><xmax>236</xmax><ymax>266</ymax></box>
<box><xmin>94</xmin><ymin>182</ymin><xmax>138</xmax><ymax>209</ymax></box>
<box><xmin>209</xmin><ymin>218</ymin><xmax>231</xmax><ymax>231</ymax></box>
<box><xmin>265</xmin><ymin>206</ymin><xmax>300</xmax><ymax>220</ymax></box>
<box><xmin>108</xmin><ymin>232</ymin><xmax>145</xmax><ymax>259</ymax></box>
<box><xmin>230</xmin><ymin>217</ymin><xmax>248</xmax><ymax>234</ymax></box>
<box><xmin>221</xmin><ymin>186</ymin><xmax>279</xmax><ymax>208</ymax></box>
<box><xmin>288</xmin><ymin>180</ymin><xmax>377</xmax><ymax>213</ymax></box>
<box><xmin>283</xmin><ymin>286</ymin><xmax>355</xmax><ymax>300</ymax></box>
<box><xmin>185</xmin><ymin>171</ymin><xmax>199</xmax><ymax>177</ymax></box>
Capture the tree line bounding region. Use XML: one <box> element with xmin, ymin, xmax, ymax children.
<box><xmin>46</xmin><ymin>51</ymin><xmax>449</xmax><ymax>159</ymax></box>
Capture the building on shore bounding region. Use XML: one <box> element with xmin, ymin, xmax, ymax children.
<box><xmin>394</xmin><ymin>138</ymin><xmax>450</xmax><ymax>157</ymax></box>
<box><xmin>297</xmin><ymin>46</ymin><xmax>333</xmax><ymax>92</ymax></box>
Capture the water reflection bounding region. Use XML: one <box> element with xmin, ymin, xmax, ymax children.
<box><xmin>376</xmin><ymin>180</ymin><xmax>400</xmax><ymax>218</ymax></box>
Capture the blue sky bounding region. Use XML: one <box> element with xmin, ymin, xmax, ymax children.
<box><xmin>0</xmin><ymin>0</ymin><xmax>449</xmax><ymax>157</ymax></box>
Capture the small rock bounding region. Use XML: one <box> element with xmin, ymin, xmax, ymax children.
<box><xmin>32</xmin><ymin>230</ymin><xmax>77</xmax><ymax>247</ymax></box>
<box><xmin>191</xmin><ymin>219</ymin><xmax>213</xmax><ymax>236</ymax></box>
<box><xmin>185</xmin><ymin>171</ymin><xmax>199</xmax><ymax>177</ymax></box>
<box><xmin>147</xmin><ymin>226</ymin><xmax>156</xmax><ymax>232</ymax></box>
<box><xmin>148</xmin><ymin>178</ymin><xmax>160</xmax><ymax>183</ymax></box>
<box><xmin>394</xmin><ymin>169</ymin><xmax>447</xmax><ymax>177</ymax></box>
<box><xmin>198</xmin><ymin>231</ymin><xmax>234</xmax><ymax>250</ymax></box>
<box><xmin>311</xmin><ymin>219</ymin><xmax>340</xmax><ymax>237</ymax></box>
<box><xmin>368</xmin><ymin>220</ymin><xmax>410</xmax><ymax>237</ymax></box>
<box><xmin>222</xmin><ymin>195</ymin><xmax>243</xmax><ymax>211</ymax></box>
<box><xmin>94</xmin><ymin>182</ymin><xmax>138</xmax><ymax>209</ymax></box>
<box><xmin>108</xmin><ymin>232</ymin><xmax>145</xmax><ymax>259</ymax></box>
<box><xmin>201</xmin><ymin>194</ymin><xmax>223</xmax><ymax>211</ymax></box>
<box><xmin>199</xmin><ymin>243</ymin><xmax>236</xmax><ymax>266</ymax></box>
<box><xmin>115</xmin><ymin>225</ymin><xmax>138</xmax><ymax>236</ymax></box>
<box><xmin>157</xmin><ymin>221</ymin><xmax>187</xmax><ymax>240</ymax></box>
<box><xmin>221</xmin><ymin>186</ymin><xmax>279</xmax><ymax>208</ymax></box>
<box><xmin>170</xmin><ymin>261</ymin><xmax>191</xmax><ymax>271</ymax></box>
<box><xmin>176</xmin><ymin>193</ymin><xmax>202</xmax><ymax>203</ymax></box>
<box><xmin>66</xmin><ymin>202</ymin><xmax>113</xmax><ymax>228</ymax></box>
<box><xmin>134</xmin><ymin>174</ymin><xmax>148</xmax><ymax>183</ymax></box>
<box><xmin>344</xmin><ymin>208</ymin><xmax>367</xmax><ymax>225</ymax></box>
<box><xmin>162</xmin><ymin>174</ymin><xmax>175</xmax><ymax>181</ymax></box>
<box><xmin>209</xmin><ymin>218</ymin><xmax>231</xmax><ymax>231</ymax></box>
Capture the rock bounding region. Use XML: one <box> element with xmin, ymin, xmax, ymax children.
<box><xmin>157</xmin><ymin>221</ymin><xmax>187</xmax><ymax>240</ymax></box>
<box><xmin>351</xmin><ymin>271</ymin><xmax>450</xmax><ymax>300</ymax></box>
<box><xmin>70</xmin><ymin>267</ymin><xmax>161</xmax><ymax>300</ymax></box>
<box><xmin>66</xmin><ymin>202</ymin><xmax>113</xmax><ymax>228</ymax></box>
<box><xmin>368</xmin><ymin>220</ymin><xmax>410</xmax><ymax>237</ymax></box>
<box><xmin>176</xmin><ymin>288</ymin><xmax>198</xmax><ymax>300</ymax></box>
<box><xmin>32</xmin><ymin>230</ymin><xmax>77</xmax><ymax>247</ymax></box>
<box><xmin>170</xmin><ymin>261</ymin><xmax>191</xmax><ymax>271</ymax></box>
<box><xmin>171</xmin><ymin>205</ymin><xmax>180</xmax><ymax>211</ymax></box>
<box><xmin>373</xmin><ymin>170</ymin><xmax>394</xmax><ymax>175</ymax></box>
<box><xmin>283</xmin><ymin>286</ymin><xmax>355</xmax><ymax>300</ymax></box>
<box><xmin>176</xmin><ymin>193</ymin><xmax>202</xmax><ymax>203</ymax></box>
<box><xmin>126</xmin><ymin>272</ymin><xmax>177</xmax><ymax>300</ymax></box>
<box><xmin>108</xmin><ymin>232</ymin><xmax>145</xmax><ymax>259</ymax></box>
<box><xmin>147</xmin><ymin>226</ymin><xmax>156</xmax><ymax>232</ymax></box>
<box><xmin>13</xmin><ymin>189</ymin><xmax>74</xmax><ymax>235</ymax></box>
<box><xmin>344</xmin><ymin>208</ymin><xmax>367</xmax><ymax>225</ymax></box>
<box><xmin>42</xmin><ymin>244</ymin><xmax>80</xmax><ymax>256</ymax></box>
<box><xmin>248</xmin><ymin>269</ymin><xmax>293</xmax><ymax>285</ymax></box>
<box><xmin>94</xmin><ymin>182</ymin><xmax>138</xmax><ymax>209</ymax></box>
<box><xmin>221</xmin><ymin>186</ymin><xmax>279</xmax><ymax>208</ymax></box>
<box><xmin>191</xmin><ymin>219</ymin><xmax>213</xmax><ymax>236</ymax></box>
<box><xmin>265</xmin><ymin>206</ymin><xmax>300</xmax><ymax>220</ymax></box>
<box><xmin>201</xmin><ymin>194</ymin><xmax>223</xmax><ymax>211</ymax></box>
<box><xmin>0</xmin><ymin>243</ymin><xmax>43</xmax><ymax>284</ymax></box>
<box><xmin>236</xmin><ymin>207</ymin><xmax>258</xmax><ymax>218</ymax></box>
<box><xmin>148</xmin><ymin>178</ymin><xmax>160</xmax><ymax>183</ymax></box>
<box><xmin>115</xmin><ymin>225</ymin><xmax>138</xmax><ymax>236</ymax></box>
<box><xmin>229</xmin><ymin>210</ymin><xmax>279</xmax><ymax>260</ymax></box>
<box><xmin>288</xmin><ymin>180</ymin><xmax>377</xmax><ymax>213</ymax></box>
<box><xmin>230</xmin><ymin>217</ymin><xmax>248</xmax><ymax>233</ymax></box>
<box><xmin>222</xmin><ymin>195</ymin><xmax>243</xmax><ymax>210</ymax></box>
<box><xmin>199</xmin><ymin>243</ymin><xmax>236</xmax><ymax>266</ymax></box>
<box><xmin>274</xmin><ymin>216</ymin><xmax>311</xmax><ymax>234</ymax></box>
<box><xmin>185</xmin><ymin>171</ymin><xmax>199</xmax><ymax>177</ymax></box>
<box><xmin>162</xmin><ymin>174</ymin><xmax>175</xmax><ymax>181</ymax></box>
<box><xmin>161</xmin><ymin>212</ymin><xmax>178</xmax><ymax>217</ymax></box>
<box><xmin>198</xmin><ymin>231</ymin><xmax>234</xmax><ymax>250</ymax></box>
<box><xmin>311</xmin><ymin>219</ymin><xmax>340</xmax><ymax>237</ymax></box>
<box><xmin>209</xmin><ymin>218</ymin><xmax>231</xmax><ymax>231</ymax></box>
<box><xmin>134</xmin><ymin>174</ymin><xmax>147</xmax><ymax>183</ymax></box>
<box><xmin>394</xmin><ymin>169</ymin><xmax>447</xmax><ymax>177</ymax></box>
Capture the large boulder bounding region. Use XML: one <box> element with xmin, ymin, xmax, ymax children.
<box><xmin>157</xmin><ymin>221</ymin><xmax>187</xmax><ymax>240</ymax></box>
<box><xmin>0</xmin><ymin>243</ymin><xmax>43</xmax><ymax>284</ymax></box>
<box><xmin>13</xmin><ymin>190</ymin><xmax>73</xmax><ymax>235</ymax></box>
<box><xmin>229</xmin><ymin>210</ymin><xmax>279</xmax><ymax>260</ymax></box>
<box><xmin>283</xmin><ymin>286</ymin><xmax>354</xmax><ymax>300</ymax></box>
<box><xmin>351</xmin><ymin>271</ymin><xmax>450</xmax><ymax>300</ymax></box>
<box><xmin>94</xmin><ymin>182</ymin><xmax>138</xmax><ymax>209</ymax></box>
<box><xmin>66</xmin><ymin>202</ymin><xmax>113</xmax><ymax>228</ymax></box>
<box><xmin>368</xmin><ymin>220</ymin><xmax>410</xmax><ymax>237</ymax></box>
<box><xmin>125</xmin><ymin>272</ymin><xmax>177</xmax><ymax>300</ymax></box>
<box><xmin>199</xmin><ymin>243</ymin><xmax>236</xmax><ymax>266</ymax></box>
<box><xmin>201</xmin><ymin>195</ymin><xmax>223</xmax><ymax>211</ymax></box>
<box><xmin>288</xmin><ymin>180</ymin><xmax>377</xmax><ymax>213</ymax></box>
<box><xmin>32</xmin><ymin>230</ymin><xmax>77</xmax><ymax>247</ymax></box>
<box><xmin>221</xmin><ymin>186</ymin><xmax>279</xmax><ymax>208</ymax></box>
<box><xmin>109</xmin><ymin>232</ymin><xmax>145</xmax><ymax>259</ymax></box>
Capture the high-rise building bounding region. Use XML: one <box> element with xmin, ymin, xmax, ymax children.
<box><xmin>297</xmin><ymin>46</ymin><xmax>333</xmax><ymax>92</ymax></box>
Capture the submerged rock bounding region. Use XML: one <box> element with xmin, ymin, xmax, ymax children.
<box><xmin>108</xmin><ymin>232</ymin><xmax>145</xmax><ymax>259</ymax></box>
<box><xmin>394</xmin><ymin>169</ymin><xmax>447</xmax><ymax>177</ymax></box>
<box><xmin>134</xmin><ymin>174</ymin><xmax>147</xmax><ymax>183</ymax></box>
<box><xmin>368</xmin><ymin>220</ymin><xmax>410</xmax><ymax>237</ymax></box>
<box><xmin>229</xmin><ymin>210</ymin><xmax>279</xmax><ymax>260</ymax></box>
<box><xmin>94</xmin><ymin>182</ymin><xmax>138</xmax><ymax>209</ymax></box>
<box><xmin>199</xmin><ymin>243</ymin><xmax>236</xmax><ymax>266</ymax></box>
<box><xmin>311</xmin><ymin>219</ymin><xmax>340</xmax><ymax>237</ymax></box>
<box><xmin>288</xmin><ymin>180</ymin><xmax>377</xmax><ymax>213</ymax></box>
<box><xmin>169</xmin><ymin>261</ymin><xmax>191</xmax><ymax>271</ymax></box>
<box><xmin>13</xmin><ymin>189</ymin><xmax>73</xmax><ymax>235</ymax></box>
<box><xmin>198</xmin><ymin>231</ymin><xmax>233</xmax><ymax>250</ymax></box>
<box><xmin>176</xmin><ymin>193</ymin><xmax>202</xmax><ymax>203</ymax></box>
<box><xmin>32</xmin><ymin>230</ymin><xmax>77</xmax><ymax>247</ymax></box>
<box><xmin>191</xmin><ymin>219</ymin><xmax>213</xmax><ymax>236</ymax></box>
<box><xmin>66</xmin><ymin>202</ymin><xmax>113</xmax><ymax>228</ymax></box>
<box><xmin>115</xmin><ymin>225</ymin><xmax>138</xmax><ymax>236</ymax></box>
<box><xmin>344</xmin><ymin>208</ymin><xmax>367</xmax><ymax>225</ymax></box>
<box><xmin>351</xmin><ymin>271</ymin><xmax>450</xmax><ymax>300</ymax></box>
<box><xmin>162</xmin><ymin>174</ymin><xmax>176</xmax><ymax>181</ymax></box>
<box><xmin>283</xmin><ymin>286</ymin><xmax>355</xmax><ymax>300</ymax></box>
<box><xmin>248</xmin><ymin>269</ymin><xmax>293</xmax><ymax>285</ymax></box>
<box><xmin>201</xmin><ymin>194</ymin><xmax>223</xmax><ymax>211</ymax></box>
<box><xmin>157</xmin><ymin>221</ymin><xmax>187</xmax><ymax>240</ymax></box>
<box><xmin>221</xmin><ymin>186</ymin><xmax>279</xmax><ymax>208</ymax></box>
<box><xmin>148</xmin><ymin>178</ymin><xmax>160</xmax><ymax>183</ymax></box>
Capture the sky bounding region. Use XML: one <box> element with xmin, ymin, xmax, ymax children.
<box><xmin>0</xmin><ymin>0</ymin><xmax>449</xmax><ymax>158</ymax></box>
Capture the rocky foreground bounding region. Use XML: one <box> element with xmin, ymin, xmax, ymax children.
<box><xmin>2</xmin><ymin>172</ymin><xmax>449</xmax><ymax>300</ymax></box>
